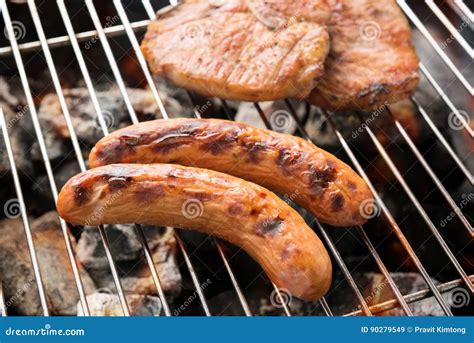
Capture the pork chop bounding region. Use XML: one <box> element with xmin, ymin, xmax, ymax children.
<box><xmin>141</xmin><ymin>0</ymin><xmax>331</xmax><ymax>102</ymax></box>
<box><xmin>308</xmin><ymin>0</ymin><xmax>419</xmax><ymax>111</ymax></box>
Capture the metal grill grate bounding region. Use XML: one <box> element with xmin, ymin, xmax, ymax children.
<box><xmin>0</xmin><ymin>0</ymin><xmax>472</xmax><ymax>317</ymax></box>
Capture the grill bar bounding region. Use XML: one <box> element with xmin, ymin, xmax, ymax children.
<box><xmin>399</xmin><ymin>0</ymin><xmax>473</xmax><ymax>94</ymax></box>
<box><xmin>0</xmin><ymin>281</ymin><xmax>6</xmax><ymax>316</ymax></box>
<box><xmin>27</xmin><ymin>0</ymin><xmax>94</xmax><ymax>315</ymax></box>
<box><xmin>321</xmin><ymin>111</ymin><xmax>454</xmax><ymax>315</ymax></box>
<box><xmin>56</xmin><ymin>0</ymin><xmax>172</xmax><ymax>316</ymax></box>
<box><xmin>0</xmin><ymin>107</ymin><xmax>49</xmax><ymax>315</ymax></box>
<box><xmin>453</xmin><ymin>0</ymin><xmax>473</xmax><ymax>21</ymax></box>
<box><xmin>425</xmin><ymin>0</ymin><xmax>473</xmax><ymax>58</ymax></box>
<box><xmin>0</xmin><ymin>19</ymin><xmax>150</xmax><ymax>56</ymax></box>
<box><xmin>279</xmin><ymin>102</ymin><xmax>412</xmax><ymax>315</ymax></box>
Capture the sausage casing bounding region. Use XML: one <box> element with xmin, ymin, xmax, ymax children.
<box><xmin>57</xmin><ymin>164</ymin><xmax>332</xmax><ymax>301</ymax></box>
<box><xmin>89</xmin><ymin>118</ymin><xmax>373</xmax><ymax>226</ymax></box>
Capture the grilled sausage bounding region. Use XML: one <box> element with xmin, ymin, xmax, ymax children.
<box><xmin>57</xmin><ymin>164</ymin><xmax>332</xmax><ymax>301</ymax></box>
<box><xmin>89</xmin><ymin>118</ymin><xmax>373</xmax><ymax>226</ymax></box>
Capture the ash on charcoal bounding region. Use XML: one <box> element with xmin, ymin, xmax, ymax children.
<box><xmin>31</xmin><ymin>86</ymin><xmax>186</xmax><ymax>161</ymax></box>
<box><xmin>0</xmin><ymin>213</ymin><xmax>95</xmax><ymax>315</ymax></box>
<box><xmin>77</xmin><ymin>292</ymin><xmax>162</xmax><ymax>316</ymax></box>
<box><xmin>77</xmin><ymin>225</ymin><xmax>181</xmax><ymax>296</ymax></box>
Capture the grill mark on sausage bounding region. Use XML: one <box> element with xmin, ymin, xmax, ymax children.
<box><xmin>308</xmin><ymin>160</ymin><xmax>337</xmax><ymax>196</ymax></box>
<box><xmin>73</xmin><ymin>185</ymin><xmax>90</xmax><ymax>205</ymax></box>
<box><xmin>95</xmin><ymin>139</ymin><xmax>131</xmax><ymax>165</ymax></box>
<box><xmin>275</xmin><ymin>148</ymin><xmax>305</xmax><ymax>176</ymax></box>
<box><xmin>244</xmin><ymin>141</ymin><xmax>268</xmax><ymax>163</ymax></box>
<box><xmin>228</xmin><ymin>202</ymin><xmax>245</xmax><ymax>216</ymax></box>
<box><xmin>330</xmin><ymin>192</ymin><xmax>345</xmax><ymax>211</ymax></box>
<box><xmin>182</xmin><ymin>189</ymin><xmax>213</xmax><ymax>202</ymax></box>
<box><xmin>200</xmin><ymin>130</ymin><xmax>239</xmax><ymax>154</ymax></box>
<box><xmin>256</xmin><ymin>217</ymin><xmax>284</xmax><ymax>237</ymax></box>
<box><xmin>105</xmin><ymin>176</ymin><xmax>132</xmax><ymax>192</ymax></box>
<box><xmin>134</xmin><ymin>183</ymin><xmax>165</xmax><ymax>202</ymax></box>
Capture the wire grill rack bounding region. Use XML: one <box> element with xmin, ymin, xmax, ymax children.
<box><xmin>0</xmin><ymin>0</ymin><xmax>472</xmax><ymax>317</ymax></box>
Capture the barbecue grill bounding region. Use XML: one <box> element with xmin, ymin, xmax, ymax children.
<box><xmin>0</xmin><ymin>0</ymin><xmax>472</xmax><ymax>317</ymax></box>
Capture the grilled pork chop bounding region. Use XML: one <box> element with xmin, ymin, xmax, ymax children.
<box><xmin>141</xmin><ymin>0</ymin><xmax>331</xmax><ymax>101</ymax></box>
<box><xmin>308</xmin><ymin>0</ymin><xmax>419</xmax><ymax>111</ymax></box>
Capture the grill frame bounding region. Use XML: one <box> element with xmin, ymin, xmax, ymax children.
<box><xmin>0</xmin><ymin>0</ymin><xmax>472</xmax><ymax>317</ymax></box>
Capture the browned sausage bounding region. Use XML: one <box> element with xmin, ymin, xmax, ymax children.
<box><xmin>57</xmin><ymin>164</ymin><xmax>332</xmax><ymax>301</ymax></box>
<box><xmin>89</xmin><ymin>118</ymin><xmax>373</xmax><ymax>226</ymax></box>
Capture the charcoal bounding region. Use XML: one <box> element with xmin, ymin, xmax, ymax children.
<box><xmin>77</xmin><ymin>225</ymin><xmax>182</xmax><ymax>296</ymax></box>
<box><xmin>78</xmin><ymin>292</ymin><xmax>162</xmax><ymax>316</ymax></box>
<box><xmin>234</xmin><ymin>100</ymin><xmax>305</xmax><ymax>134</ymax></box>
<box><xmin>31</xmin><ymin>86</ymin><xmax>185</xmax><ymax>161</ymax></box>
<box><xmin>0</xmin><ymin>79</ymin><xmax>33</xmax><ymax>177</ymax></box>
<box><xmin>207</xmin><ymin>272</ymin><xmax>446</xmax><ymax>316</ymax></box>
<box><xmin>305</xmin><ymin>78</ymin><xmax>446</xmax><ymax>150</ymax></box>
<box><xmin>0</xmin><ymin>213</ymin><xmax>95</xmax><ymax>315</ymax></box>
